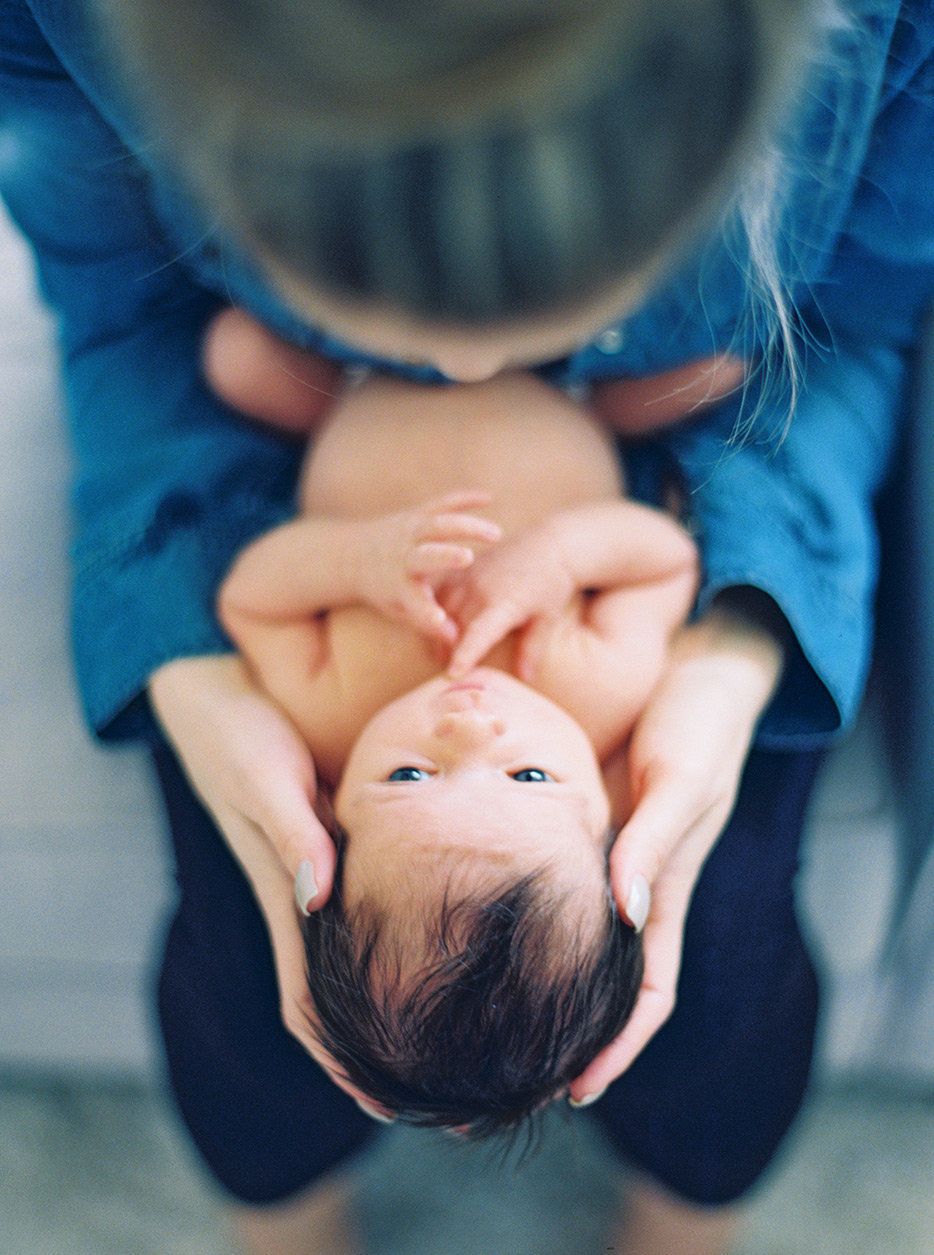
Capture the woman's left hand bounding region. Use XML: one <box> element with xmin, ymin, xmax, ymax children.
<box><xmin>569</xmin><ymin>592</ymin><xmax>786</xmax><ymax>1103</ymax></box>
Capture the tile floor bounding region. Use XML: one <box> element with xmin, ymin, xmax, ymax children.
<box><xmin>2</xmin><ymin>1070</ymin><xmax>932</xmax><ymax>1254</ymax></box>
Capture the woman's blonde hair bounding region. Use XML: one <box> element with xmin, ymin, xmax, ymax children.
<box><xmin>95</xmin><ymin>0</ymin><xmax>809</xmax><ymax>322</ymax></box>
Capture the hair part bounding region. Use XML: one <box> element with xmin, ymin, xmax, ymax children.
<box><xmin>302</xmin><ymin>835</ymin><xmax>642</xmax><ymax>1137</ymax></box>
<box><xmin>92</xmin><ymin>0</ymin><xmax>809</xmax><ymax>323</ymax></box>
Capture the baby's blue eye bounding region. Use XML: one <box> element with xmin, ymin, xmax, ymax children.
<box><xmin>387</xmin><ymin>767</ymin><xmax>430</xmax><ymax>782</ymax></box>
<box><xmin>511</xmin><ymin>768</ymin><xmax>555</xmax><ymax>783</ymax></box>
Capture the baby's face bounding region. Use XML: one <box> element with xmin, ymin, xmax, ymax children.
<box><xmin>334</xmin><ymin>669</ymin><xmax>611</xmax><ymax>903</ymax></box>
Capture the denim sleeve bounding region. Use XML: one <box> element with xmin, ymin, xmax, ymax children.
<box><xmin>0</xmin><ymin>2</ymin><xmax>301</xmax><ymax>738</ymax></box>
<box><xmin>665</xmin><ymin>5</ymin><xmax>933</xmax><ymax>747</ymax></box>
<box><xmin>666</xmin><ymin>340</ymin><xmax>905</xmax><ymax>748</ymax></box>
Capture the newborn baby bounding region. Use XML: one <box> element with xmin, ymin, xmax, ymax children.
<box><xmin>218</xmin><ymin>365</ymin><xmax>698</xmax><ymax>1133</ymax></box>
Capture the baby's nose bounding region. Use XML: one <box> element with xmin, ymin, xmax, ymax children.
<box><xmin>435</xmin><ymin>708</ymin><xmax>506</xmax><ymax>746</ymax></box>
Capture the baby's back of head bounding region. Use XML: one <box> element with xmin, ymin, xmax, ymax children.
<box><xmin>303</xmin><ymin>845</ymin><xmax>642</xmax><ymax>1137</ymax></box>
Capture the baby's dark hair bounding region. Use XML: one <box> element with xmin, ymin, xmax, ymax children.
<box><xmin>303</xmin><ymin>832</ymin><xmax>642</xmax><ymax>1138</ymax></box>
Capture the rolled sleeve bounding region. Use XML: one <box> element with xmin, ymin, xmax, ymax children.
<box><xmin>1</xmin><ymin>2</ymin><xmax>301</xmax><ymax>737</ymax></box>
<box><xmin>667</xmin><ymin>341</ymin><xmax>905</xmax><ymax>746</ymax></box>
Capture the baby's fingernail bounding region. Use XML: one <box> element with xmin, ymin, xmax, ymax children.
<box><xmin>355</xmin><ymin>1099</ymin><xmax>395</xmax><ymax>1124</ymax></box>
<box><xmin>569</xmin><ymin>1088</ymin><xmax>606</xmax><ymax>1109</ymax></box>
<box><xmin>294</xmin><ymin>861</ymin><xmax>318</xmax><ymax>917</ymax></box>
<box><xmin>625</xmin><ymin>874</ymin><xmax>650</xmax><ymax>934</ymax></box>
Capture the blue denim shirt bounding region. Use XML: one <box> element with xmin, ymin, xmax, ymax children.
<box><xmin>2</xmin><ymin>0</ymin><xmax>932</xmax><ymax>745</ymax></box>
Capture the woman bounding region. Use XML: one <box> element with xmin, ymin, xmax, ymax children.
<box><xmin>1</xmin><ymin>1</ymin><xmax>931</xmax><ymax>1251</ymax></box>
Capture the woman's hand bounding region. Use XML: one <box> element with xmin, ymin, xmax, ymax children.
<box><xmin>203</xmin><ymin>305</ymin><xmax>344</xmax><ymax>435</ymax></box>
<box><xmin>568</xmin><ymin>592</ymin><xmax>787</xmax><ymax>1103</ymax></box>
<box><xmin>148</xmin><ymin>654</ymin><xmax>393</xmax><ymax>1115</ymax></box>
<box><xmin>149</xmin><ymin>654</ymin><xmax>336</xmax><ymax>909</ymax></box>
<box><xmin>148</xmin><ymin>655</ymin><xmax>335</xmax><ymax>1037</ymax></box>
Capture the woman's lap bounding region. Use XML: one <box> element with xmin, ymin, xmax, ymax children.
<box><xmin>150</xmin><ymin>741</ymin><xmax>822</xmax><ymax>1207</ymax></box>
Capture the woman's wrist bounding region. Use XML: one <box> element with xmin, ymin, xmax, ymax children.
<box><xmin>678</xmin><ymin>587</ymin><xmax>787</xmax><ymax>713</ymax></box>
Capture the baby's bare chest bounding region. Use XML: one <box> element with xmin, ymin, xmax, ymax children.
<box><xmin>300</xmin><ymin>375</ymin><xmax>623</xmax><ymax>527</ymax></box>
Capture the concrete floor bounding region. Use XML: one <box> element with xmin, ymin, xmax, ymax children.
<box><xmin>2</xmin><ymin>1072</ymin><xmax>932</xmax><ymax>1255</ymax></box>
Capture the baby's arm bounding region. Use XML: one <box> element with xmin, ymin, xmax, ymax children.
<box><xmin>219</xmin><ymin>491</ymin><xmax>501</xmax><ymax>673</ymax></box>
<box><xmin>447</xmin><ymin>498</ymin><xmax>698</xmax><ymax>679</ymax></box>
<box><xmin>203</xmin><ymin>307</ymin><xmax>344</xmax><ymax>435</ymax></box>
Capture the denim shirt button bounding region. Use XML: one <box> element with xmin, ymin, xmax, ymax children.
<box><xmin>595</xmin><ymin>326</ymin><xmax>626</xmax><ymax>354</ymax></box>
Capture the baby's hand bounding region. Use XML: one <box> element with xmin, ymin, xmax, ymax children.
<box><xmin>445</xmin><ymin>520</ymin><xmax>576</xmax><ymax>678</ymax></box>
<box><xmin>359</xmin><ymin>491</ymin><xmax>501</xmax><ymax>645</ymax></box>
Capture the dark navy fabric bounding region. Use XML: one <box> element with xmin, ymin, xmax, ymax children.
<box><xmin>152</xmin><ymin>741</ymin><xmax>821</xmax><ymax>1206</ymax></box>
<box><xmin>592</xmin><ymin>749</ymin><xmax>823</xmax><ymax>1205</ymax></box>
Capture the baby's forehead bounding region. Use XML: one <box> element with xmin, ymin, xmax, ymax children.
<box><xmin>343</xmin><ymin>815</ymin><xmax>607</xmax><ymax>907</ymax></box>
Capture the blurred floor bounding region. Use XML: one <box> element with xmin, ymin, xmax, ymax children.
<box><xmin>2</xmin><ymin>1071</ymin><xmax>932</xmax><ymax>1255</ymax></box>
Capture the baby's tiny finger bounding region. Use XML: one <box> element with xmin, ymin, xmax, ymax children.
<box><xmin>448</xmin><ymin>604</ymin><xmax>514</xmax><ymax>676</ymax></box>
<box><xmin>404</xmin><ymin>587</ymin><xmax>459</xmax><ymax>644</ymax></box>
<box><xmin>407</xmin><ymin>542</ymin><xmax>475</xmax><ymax>577</ymax></box>
<box><xmin>417</xmin><ymin>512</ymin><xmax>501</xmax><ymax>546</ymax></box>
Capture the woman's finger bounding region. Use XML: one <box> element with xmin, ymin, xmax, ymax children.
<box><xmin>569</xmin><ymin>839</ymin><xmax>694</xmax><ymax>1100</ymax></box>
<box><xmin>607</xmin><ymin>763</ymin><xmax>705</xmax><ymax>920</ymax></box>
<box><xmin>569</xmin><ymin>983</ymin><xmax>675</xmax><ymax>1103</ymax></box>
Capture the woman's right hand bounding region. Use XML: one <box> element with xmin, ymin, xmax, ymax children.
<box><xmin>148</xmin><ymin>654</ymin><xmax>396</xmax><ymax>1117</ymax></box>
<box><xmin>148</xmin><ymin>655</ymin><xmax>335</xmax><ymax>1027</ymax></box>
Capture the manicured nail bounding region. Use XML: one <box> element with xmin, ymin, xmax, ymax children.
<box><xmin>355</xmin><ymin>1099</ymin><xmax>395</xmax><ymax>1124</ymax></box>
<box><xmin>569</xmin><ymin>1088</ymin><xmax>606</xmax><ymax>1108</ymax></box>
<box><xmin>625</xmin><ymin>874</ymin><xmax>650</xmax><ymax>933</ymax></box>
<box><xmin>294</xmin><ymin>861</ymin><xmax>318</xmax><ymax>917</ymax></box>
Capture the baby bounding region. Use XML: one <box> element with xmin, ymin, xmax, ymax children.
<box><xmin>213</xmin><ymin>329</ymin><xmax>698</xmax><ymax>1133</ymax></box>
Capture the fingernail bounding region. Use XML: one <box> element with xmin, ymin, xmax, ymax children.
<box><xmin>294</xmin><ymin>861</ymin><xmax>318</xmax><ymax>917</ymax></box>
<box><xmin>625</xmin><ymin>874</ymin><xmax>650</xmax><ymax>933</ymax></box>
<box><xmin>355</xmin><ymin>1099</ymin><xmax>395</xmax><ymax>1124</ymax></box>
<box><xmin>569</xmin><ymin>1088</ymin><xmax>605</xmax><ymax>1108</ymax></box>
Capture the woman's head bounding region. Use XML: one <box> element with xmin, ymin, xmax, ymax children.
<box><xmin>95</xmin><ymin>0</ymin><xmax>808</xmax><ymax>340</ymax></box>
<box><xmin>300</xmin><ymin>670</ymin><xmax>641</xmax><ymax>1134</ymax></box>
